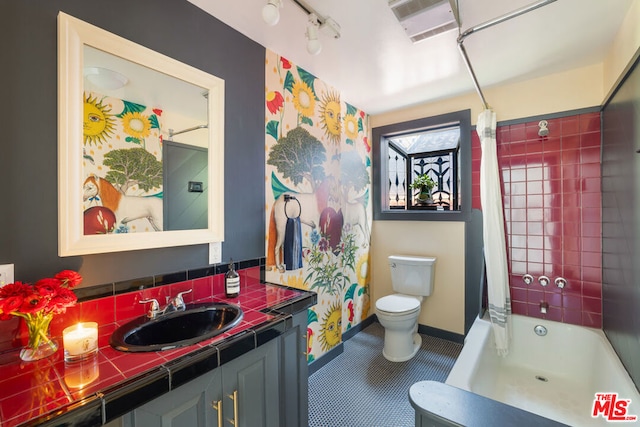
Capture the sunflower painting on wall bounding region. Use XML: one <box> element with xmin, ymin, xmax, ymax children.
<box><xmin>265</xmin><ymin>50</ymin><xmax>372</xmax><ymax>362</ymax></box>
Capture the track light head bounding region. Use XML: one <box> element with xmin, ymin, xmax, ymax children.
<box><xmin>321</xmin><ymin>17</ymin><xmax>341</xmax><ymax>39</ymax></box>
<box><xmin>306</xmin><ymin>14</ymin><xmax>322</xmax><ymax>55</ymax></box>
<box><xmin>262</xmin><ymin>0</ymin><xmax>282</xmax><ymax>26</ymax></box>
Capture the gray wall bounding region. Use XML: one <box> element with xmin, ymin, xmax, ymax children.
<box><xmin>602</xmin><ymin>55</ymin><xmax>640</xmax><ymax>389</ymax></box>
<box><xmin>0</xmin><ymin>1</ymin><xmax>265</xmax><ymax>286</ymax></box>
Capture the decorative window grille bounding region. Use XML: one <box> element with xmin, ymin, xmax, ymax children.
<box><xmin>387</xmin><ymin>126</ymin><xmax>460</xmax><ymax>211</ymax></box>
<box><xmin>388</xmin><ymin>144</ymin><xmax>407</xmax><ymax>209</ymax></box>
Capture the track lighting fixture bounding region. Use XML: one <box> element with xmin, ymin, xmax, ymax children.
<box><xmin>262</xmin><ymin>0</ymin><xmax>340</xmax><ymax>55</ymax></box>
<box><xmin>306</xmin><ymin>14</ymin><xmax>322</xmax><ymax>55</ymax></box>
<box><xmin>262</xmin><ymin>0</ymin><xmax>282</xmax><ymax>26</ymax></box>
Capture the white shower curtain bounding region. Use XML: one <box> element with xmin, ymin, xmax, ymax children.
<box><xmin>477</xmin><ymin>109</ymin><xmax>511</xmax><ymax>356</ymax></box>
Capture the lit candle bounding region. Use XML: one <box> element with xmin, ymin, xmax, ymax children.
<box><xmin>63</xmin><ymin>322</ymin><xmax>98</xmax><ymax>362</ymax></box>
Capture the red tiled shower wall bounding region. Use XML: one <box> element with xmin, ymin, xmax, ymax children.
<box><xmin>472</xmin><ymin>112</ymin><xmax>602</xmax><ymax>328</ymax></box>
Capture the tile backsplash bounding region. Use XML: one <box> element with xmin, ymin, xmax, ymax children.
<box><xmin>472</xmin><ymin>111</ymin><xmax>602</xmax><ymax>328</ymax></box>
<box><xmin>0</xmin><ymin>259</ymin><xmax>264</xmax><ymax>352</ymax></box>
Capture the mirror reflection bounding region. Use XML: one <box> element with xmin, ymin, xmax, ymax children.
<box><xmin>82</xmin><ymin>46</ymin><xmax>209</xmax><ymax>234</ymax></box>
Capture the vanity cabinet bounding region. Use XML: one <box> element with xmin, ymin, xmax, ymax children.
<box><xmin>124</xmin><ymin>337</ymin><xmax>279</xmax><ymax>427</ymax></box>
<box><xmin>118</xmin><ymin>307</ymin><xmax>311</xmax><ymax>427</ymax></box>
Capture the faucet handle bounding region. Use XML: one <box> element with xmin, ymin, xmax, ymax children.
<box><xmin>176</xmin><ymin>289</ymin><xmax>192</xmax><ymax>298</ymax></box>
<box><xmin>554</xmin><ymin>277</ymin><xmax>567</xmax><ymax>289</ymax></box>
<box><xmin>140</xmin><ymin>298</ymin><xmax>161</xmax><ymax>318</ymax></box>
<box><xmin>172</xmin><ymin>289</ymin><xmax>193</xmax><ymax>310</ymax></box>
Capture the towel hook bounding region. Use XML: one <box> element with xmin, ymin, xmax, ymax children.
<box><xmin>283</xmin><ymin>194</ymin><xmax>301</xmax><ymax>219</ymax></box>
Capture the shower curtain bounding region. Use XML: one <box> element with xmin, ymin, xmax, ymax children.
<box><xmin>477</xmin><ymin>109</ymin><xmax>511</xmax><ymax>356</ymax></box>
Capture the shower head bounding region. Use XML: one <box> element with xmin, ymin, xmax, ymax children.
<box><xmin>538</xmin><ymin>120</ymin><xmax>549</xmax><ymax>137</ymax></box>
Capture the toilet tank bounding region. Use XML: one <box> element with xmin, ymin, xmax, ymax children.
<box><xmin>388</xmin><ymin>255</ymin><xmax>436</xmax><ymax>296</ymax></box>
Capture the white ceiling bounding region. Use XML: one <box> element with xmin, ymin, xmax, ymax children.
<box><xmin>187</xmin><ymin>0</ymin><xmax>634</xmax><ymax>115</ymax></box>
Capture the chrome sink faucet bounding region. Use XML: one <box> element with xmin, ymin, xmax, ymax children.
<box><xmin>140</xmin><ymin>289</ymin><xmax>193</xmax><ymax>319</ymax></box>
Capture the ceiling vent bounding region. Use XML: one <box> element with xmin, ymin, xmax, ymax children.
<box><xmin>388</xmin><ymin>0</ymin><xmax>460</xmax><ymax>43</ymax></box>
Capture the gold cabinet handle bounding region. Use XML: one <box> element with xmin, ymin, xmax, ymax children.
<box><xmin>302</xmin><ymin>330</ymin><xmax>308</xmax><ymax>356</ymax></box>
<box><xmin>227</xmin><ymin>390</ymin><xmax>239</xmax><ymax>426</ymax></box>
<box><xmin>211</xmin><ymin>400</ymin><xmax>223</xmax><ymax>426</ymax></box>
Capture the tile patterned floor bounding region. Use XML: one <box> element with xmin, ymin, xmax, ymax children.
<box><xmin>308</xmin><ymin>322</ymin><xmax>462</xmax><ymax>427</ymax></box>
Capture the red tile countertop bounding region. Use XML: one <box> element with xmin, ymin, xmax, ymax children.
<box><xmin>0</xmin><ymin>277</ymin><xmax>313</xmax><ymax>427</ymax></box>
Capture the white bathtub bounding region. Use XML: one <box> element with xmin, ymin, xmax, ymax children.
<box><xmin>446</xmin><ymin>314</ymin><xmax>640</xmax><ymax>426</ymax></box>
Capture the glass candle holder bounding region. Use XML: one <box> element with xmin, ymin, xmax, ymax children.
<box><xmin>63</xmin><ymin>322</ymin><xmax>98</xmax><ymax>362</ymax></box>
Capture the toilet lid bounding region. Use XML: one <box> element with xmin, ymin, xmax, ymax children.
<box><xmin>376</xmin><ymin>294</ymin><xmax>421</xmax><ymax>313</ymax></box>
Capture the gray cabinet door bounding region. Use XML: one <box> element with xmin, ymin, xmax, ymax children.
<box><xmin>222</xmin><ymin>338</ymin><xmax>279</xmax><ymax>427</ymax></box>
<box><xmin>280</xmin><ymin>310</ymin><xmax>309</xmax><ymax>427</ymax></box>
<box><xmin>125</xmin><ymin>339</ymin><xmax>279</xmax><ymax>427</ymax></box>
<box><xmin>127</xmin><ymin>368</ymin><xmax>222</xmax><ymax>427</ymax></box>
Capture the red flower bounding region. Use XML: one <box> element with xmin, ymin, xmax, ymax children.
<box><xmin>307</xmin><ymin>327</ymin><xmax>313</xmax><ymax>353</ymax></box>
<box><xmin>347</xmin><ymin>301</ymin><xmax>355</xmax><ymax>322</ymax></box>
<box><xmin>266</xmin><ymin>91</ymin><xmax>284</xmax><ymax>114</ymax></box>
<box><xmin>55</xmin><ymin>270</ymin><xmax>82</xmax><ymax>288</ymax></box>
<box><xmin>20</xmin><ymin>294</ymin><xmax>47</xmax><ymax>314</ymax></box>
<box><xmin>0</xmin><ymin>270</ymin><xmax>81</xmax><ymax>320</ymax></box>
<box><xmin>35</xmin><ymin>278</ymin><xmax>61</xmax><ymax>297</ymax></box>
<box><xmin>280</xmin><ymin>57</ymin><xmax>291</xmax><ymax>69</ymax></box>
<box><xmin>152</xmin><ymin>108</ymin><xmax>163</xmax><ymax>116</ymax></box>
<box><xmin>0</xmin><ymin>281</ymin><xmax>31</xmax><ymax>298</ymax></box>
<box><xmin>363</xmin><ymin>136</ymin><xmax>371</xmax><ymax>153</ymax></box>
<box><xmin>0</xmin><ymin>296</ymin><xmax>23</xmax><ymax>319</ymax></box>
<box><xmin>49</xmin><ymin>288</ymin><xmax>77</xmax><ymax>314</ymax></box>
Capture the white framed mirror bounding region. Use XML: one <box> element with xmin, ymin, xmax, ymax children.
<box><xmin>58</xmin><ymin>12</ymin><xmax>224</xmax><ymax>256</ymax></box>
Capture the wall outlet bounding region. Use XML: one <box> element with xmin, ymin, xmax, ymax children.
<box><xmin>0</xmin><ymin>264</ymin><xmax>15</xmax><ymax>287</ymax></box>
<box><xmin>209</xmin><ymin>242</ymin><xmax>221</xmax><ymax>265</ymax></box>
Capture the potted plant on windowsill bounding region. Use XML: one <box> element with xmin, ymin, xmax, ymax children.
<box><xmin>410</xmin><ymin>174</ymin><xmax>436</xmax><ymax>204</ymax></box>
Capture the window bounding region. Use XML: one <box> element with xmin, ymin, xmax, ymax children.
<box><xmin>372</xmin><ymin>109</ymin><xmax>471</xmax><ymax>221</ymax></box>
<box><xmin>388</xmin><ymin>126</ymin><xmax>460</xmax><ymax>210</ymax></box>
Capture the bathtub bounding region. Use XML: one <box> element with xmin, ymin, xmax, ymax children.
<box><xmin>446</xmin><ymin>314</ymin><xmax>640</xmax><ymax>426</ymax></box>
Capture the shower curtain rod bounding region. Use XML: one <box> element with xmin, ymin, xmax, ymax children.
<box><xmin>169</xmin><ymin>92</ymin><xmax>209</xmax><ymax>138</ymax></box>
<box><xmin>456</xmin><ymin>0</ymin><xmax>558</xmax><ymax>110</ymax></box>
<box><xmin>168</xmin><ymin>91</ymin><xmax>210</xmax><ymax>138</ymax></box>
<box><xmin>168</xmin><ymin>124</ymin><xmax>208</xmax><ymax>138</ymax></box>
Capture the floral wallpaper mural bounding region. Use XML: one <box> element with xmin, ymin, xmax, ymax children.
<box><xmin>82</xmin><ymin>91</ymin><xmax>164</xmax><ymax>235</ymax></box>
<box><xmin>264</xmin><ymin>50</ymin><xmax>372</xmax><ymax>362</ymax></box>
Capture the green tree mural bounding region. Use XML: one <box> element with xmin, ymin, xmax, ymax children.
<box><xmin>103</xmin><ymin>147</ymin><xmax>163</xmax><ymax>194</ymax></box>
<box><xmin>267</xmin><ymin>126</ymin><xmax>326</xmax><ymax>190</ymax></box>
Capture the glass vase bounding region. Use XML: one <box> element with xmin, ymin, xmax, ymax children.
<box><xmin>20</xmin><ymin>313</ymin><xmax>58</xmax><ymax>362</ymax></box>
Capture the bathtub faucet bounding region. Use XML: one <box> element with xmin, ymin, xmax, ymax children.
<box><xmin>540</xmin><ymin>301</ymin><xmax>549</xmax><ymax>314</ymax></box>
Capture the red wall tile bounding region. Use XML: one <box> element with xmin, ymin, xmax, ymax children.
<box><xmin>472</xmin><ymin>112</ymin><xmax>602</xmax><ymax>328</ymax></box>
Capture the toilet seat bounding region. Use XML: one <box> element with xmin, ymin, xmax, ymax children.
<box><xmin>376</xmin><ymin>294</ymin><xmax>421</xmax><ymax>315</ymax></box>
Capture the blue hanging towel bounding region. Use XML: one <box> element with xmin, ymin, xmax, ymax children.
<box><xmin>284</xmin><ymin>216</ymin><xmax>302</xmax><ymax>270</ymax></box>
<box><xmin>283</xmin><ymin>195</ymin><xmax>303</xmax><ymax>270</ymax></box>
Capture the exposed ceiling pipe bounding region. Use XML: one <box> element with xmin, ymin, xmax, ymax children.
<box><xmin>456</xmin><ymin>0</ymin><xmax>558</xmax><ymax>109</ymax></box>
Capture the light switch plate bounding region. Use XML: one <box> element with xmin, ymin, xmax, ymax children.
<box><xmin>0</xmin><ymin>264</ymin><xmax>15</xmax><ymax>287</ymax></box>
<box><xmin>209</xmin><ymin>242</ymin><xmax>221</xmax><ymax>265</ymax></box>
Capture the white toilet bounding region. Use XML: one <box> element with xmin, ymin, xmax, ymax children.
<box><xmin>375</xmin><ymin>255</ymin><xmax>436</xmax><ymax>362</ymax></box>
